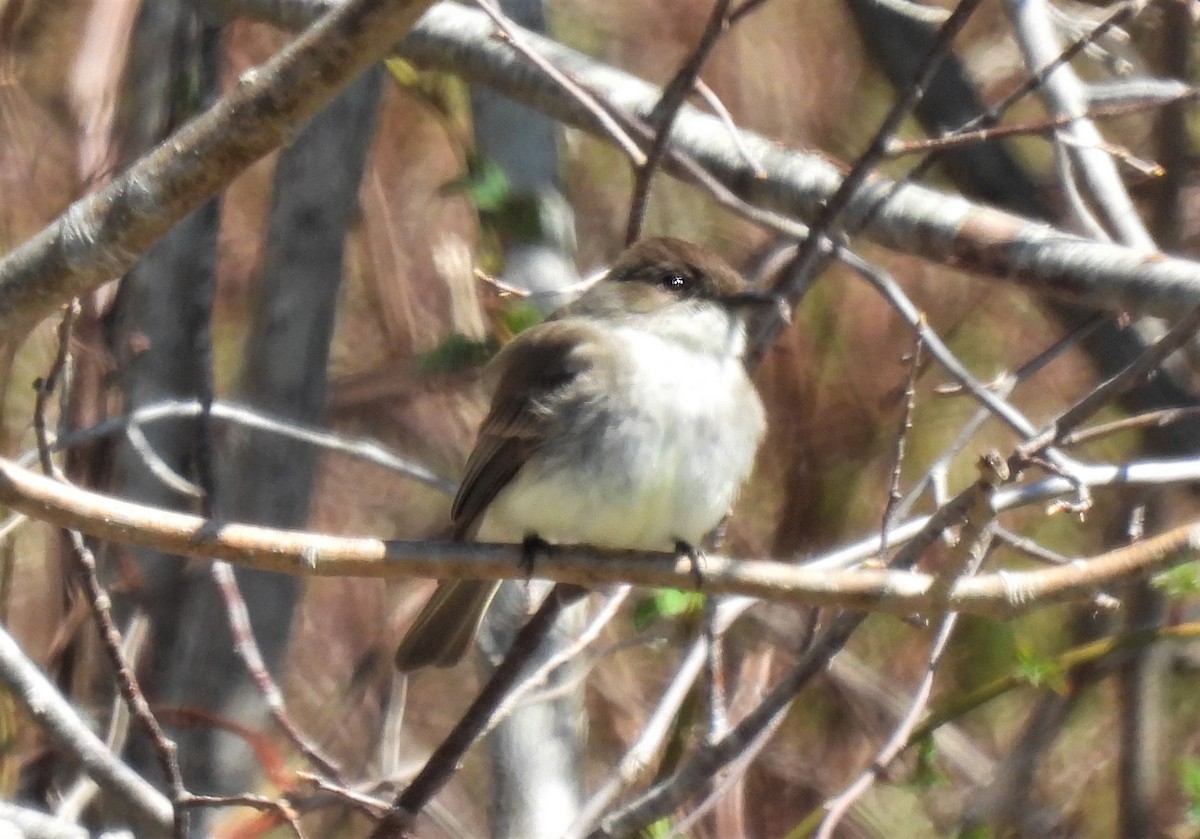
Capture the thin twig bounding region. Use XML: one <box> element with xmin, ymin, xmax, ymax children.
<box><xmin>1016</xmin><ymin>305</ymin><xmax>1200</xmax><ymax>461</ymax></box>
<box><xmin>470</xmin><ymin>0</ymin><xmax>645</xmax><ymax>166</ymax></box>
<box><xmin>692</xmin><ymin>78</ymin><xmax>766</xmax><ymax>177</ymax></box>
<box><xmin>625</xmin><ymin>0</ymin><xmax>733</xmax><ymax>244</ymax></box>
<box><xmin>814</xmin><ymin>525</ymin><xmax>996</xmax><ymax>838</ymax></box>
<box><xmin>33</xmin><ymin>302</ymin><xmax>188</xmax><ymax>839</ymax></box>
<box><xmin>368</xmin><ymin>587</ymin><xmax>577</xmax><ymax>839</ymax></box>
<box><xmin>481</xmin><ymin>586</ymin><xmax>630</xmax><ymax>732</ymax></box>
<box><xmin>886</xmin><ymin>89</ymin><xmax>1200</xmax><ymax>158</ymax></box>
<box><xmin>296</xmin><ymin>772</ymin><xmax>392</xmax><ymax>817</ymax></box>
<box><xmin>994</xmin><ymin>526</ymin><xmax>1072</xmax><ymax>566</ymax></box>
<box><xmin>39</xmin><ymin>398</ymin><xmax>455</xmax><ymax>495</ymax></box>
<box><xmin>880</xmin><ymin>322</ymin><xmax>925</xmax><ymax>562</ymax></box>
<box><xmin>0</xmin><ymin>512</ymin><xmax>29</xmax><ymax>542</ymax></box>
<box><xmin>746</xmin><ymin>0</ymin><xmax>987</xmax><ymax>365</ymax></box>
<box><xmin>179</xmin><ymin>792</ymin><xmax>307</xmax><ymax>839</ymax></box>
<box><xmin>122</xmin><ymin>422</ymin><xmax>204</xmax><ymax>498</ymax></box>
<box><xmin>1055</xmin><ymin>131</ymin><xmax>1162</xmax><ymax>177</ymax></box>
<box><xmin>670</xmin><ymin>701</ymin><xmax>784</xmax><ymax>834</ymax></box>
<box><xmin>210</xmin><ymin>561</ymin><xmax>347</xmax><ymax>781</ymax></box>
<box><xmin>1060</xmin><ymin>406</ymin><xmax>1200</xmax><ymax>448</ymax></box>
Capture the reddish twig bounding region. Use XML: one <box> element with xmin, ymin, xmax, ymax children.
<box><xmin>886</xmin><ymin>89</ymin><xmax>1200</xmax><ymax>158</ymax></box>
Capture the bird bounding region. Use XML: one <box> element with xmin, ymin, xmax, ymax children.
<box><xmin>394</xmin><ymin>236</ymin><xmax>768</xmax><ymax>671</ymax></box>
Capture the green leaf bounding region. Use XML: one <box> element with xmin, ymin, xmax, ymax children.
<box><xmin>1014</xmin><ymin>645</ymin><xmax>1065</xmax><ymax>692</ymax></box>
<box><xmin>656</xmin><ymin>588</ymin><xmax>704</xmax><ymax>617</ymax></box>
<box><xmin>496</xmin><ymin>299</ymin><xmax>543</xmax><ymax>338</ymax></box>
<box><xmin>639</xmin><ymin>817</ymin><xmax>672</xmax><ymax>838</ymax></box>
<box><xmin>632</xmin><ymin>588</ymin><xmax>705</xmax><ymax>631</ymax></box>
<box><xmin>1153</xmin><ymin>561</ymin><xmax>1200</xmax><ymax>598</ymax></box>
<box><xmin>383</xmin><ymin>57</ymin><xmax>421</xmax><ymax>87</ymax></box>
<box><xmin>442</xmin><ymin>156</ymin><xmax>512</xmax><ymax>212</ymax></box>
<box><xmin>1179</xmin><ymin>757</ymin><xmax>1200</xmax><ymax>824</ymax></box>
<box><xmin>444</xmin><ymin>156</ymin><xmax>547</xmax><ymax>241</ymax></box>
<box><xmin>910</xmin><ymin>736</ymin><xmax>942</xmax><ymax>789</ymax></box>
<box><xmin>413</xmin><ymin>333</ymin><xmax>499</xmax><ymax>375</ymax></box>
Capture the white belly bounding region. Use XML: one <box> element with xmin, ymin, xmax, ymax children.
<box><xmin>487</xmin><ymin>326</ymin><xmax>765</xmax><ymax>550</ymax></box>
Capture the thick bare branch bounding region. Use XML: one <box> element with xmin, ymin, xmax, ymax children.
<box><xmin>236</xmin><ymin>0</ymin><xmax>1200</xmax><ymax>316</ymax></box>
<box><xmin>0</xmin><ymin>0</ymin><xmax>436</xmax><ymax>339</ymax></box>
<box><xmin>0</xmin><ymin>626</ymin><xmax>174</xmax><ymax>834</ymax></box>
<box><xmin>4</xmin><ymin>0</ymin><xmax>1198</xmax><ymax>345</ymax></box>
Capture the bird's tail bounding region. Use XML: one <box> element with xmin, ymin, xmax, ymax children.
<box><xmin>393</xmin><ymin>579</ymin><xmax>500</xmax><ymax>671</ymax></box>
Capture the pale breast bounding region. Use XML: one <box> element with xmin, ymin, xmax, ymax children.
<box><xmin>488</xmin><ymin>321</ymin><xmax>765</xmax><ymax>550</ymax></box>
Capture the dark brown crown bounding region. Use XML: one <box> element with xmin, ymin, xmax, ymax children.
<box><xmin>607</xmin><ymin>237</ymin><xmax>748</xmax><ymax>300</ymax></box>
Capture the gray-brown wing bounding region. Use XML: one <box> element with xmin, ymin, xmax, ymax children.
<box><xmin>450</xmin><ymin>320</ymin><xmax>599</xmax><ymax>539</ymax></box>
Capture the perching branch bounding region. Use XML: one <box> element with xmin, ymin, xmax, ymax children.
<box><xmin>2</xmin><ymin>456</ymin><xmax>1199</xmax><ymax>620</ymax></box>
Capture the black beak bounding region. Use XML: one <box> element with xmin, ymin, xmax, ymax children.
<box><xmin>722</xmin><ymin>289</ymin><xmax>784</xmax><ymax>310</ymax></box>
<box><xmin>722</xmin><ymin>289</ymin><xmax>793</xmax><ymax>332</ymax></box>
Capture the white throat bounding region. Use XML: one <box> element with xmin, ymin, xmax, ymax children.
<box><xmin>626</xmin><ymin>299</ymin><xmax>749</xmax><ymax>360</ymax></box>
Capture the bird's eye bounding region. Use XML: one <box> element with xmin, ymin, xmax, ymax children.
<box><xmin>659</xmin><ymin>272</ymin><xmax>692</xmax><ymax>293</ymax></box>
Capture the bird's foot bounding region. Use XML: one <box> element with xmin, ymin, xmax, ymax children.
<box><xmin>520</xmin><ymin>533</ymin><xmax>551</xmax><ymax>581</ymax></box>
<box><xmin>521</xmin><ymin>534</ymin><xmax>586</xmax><ymax>606</ymax></box>
<box><xmin>675</xmin><ymin>540</ymin><xmax>706</xmax><ymax>590</ymax></box>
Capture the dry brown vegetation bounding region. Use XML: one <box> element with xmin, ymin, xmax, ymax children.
<box><xmin>2</xmin><ymin>1</ymin><xmax>1200</xmax><ymax>838</ymax></box>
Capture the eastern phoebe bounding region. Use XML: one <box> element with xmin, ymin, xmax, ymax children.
<box><xmin>394</xmin><ymin>237</ymin><xmax>767</xmax><ymax>671</ymax></box>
